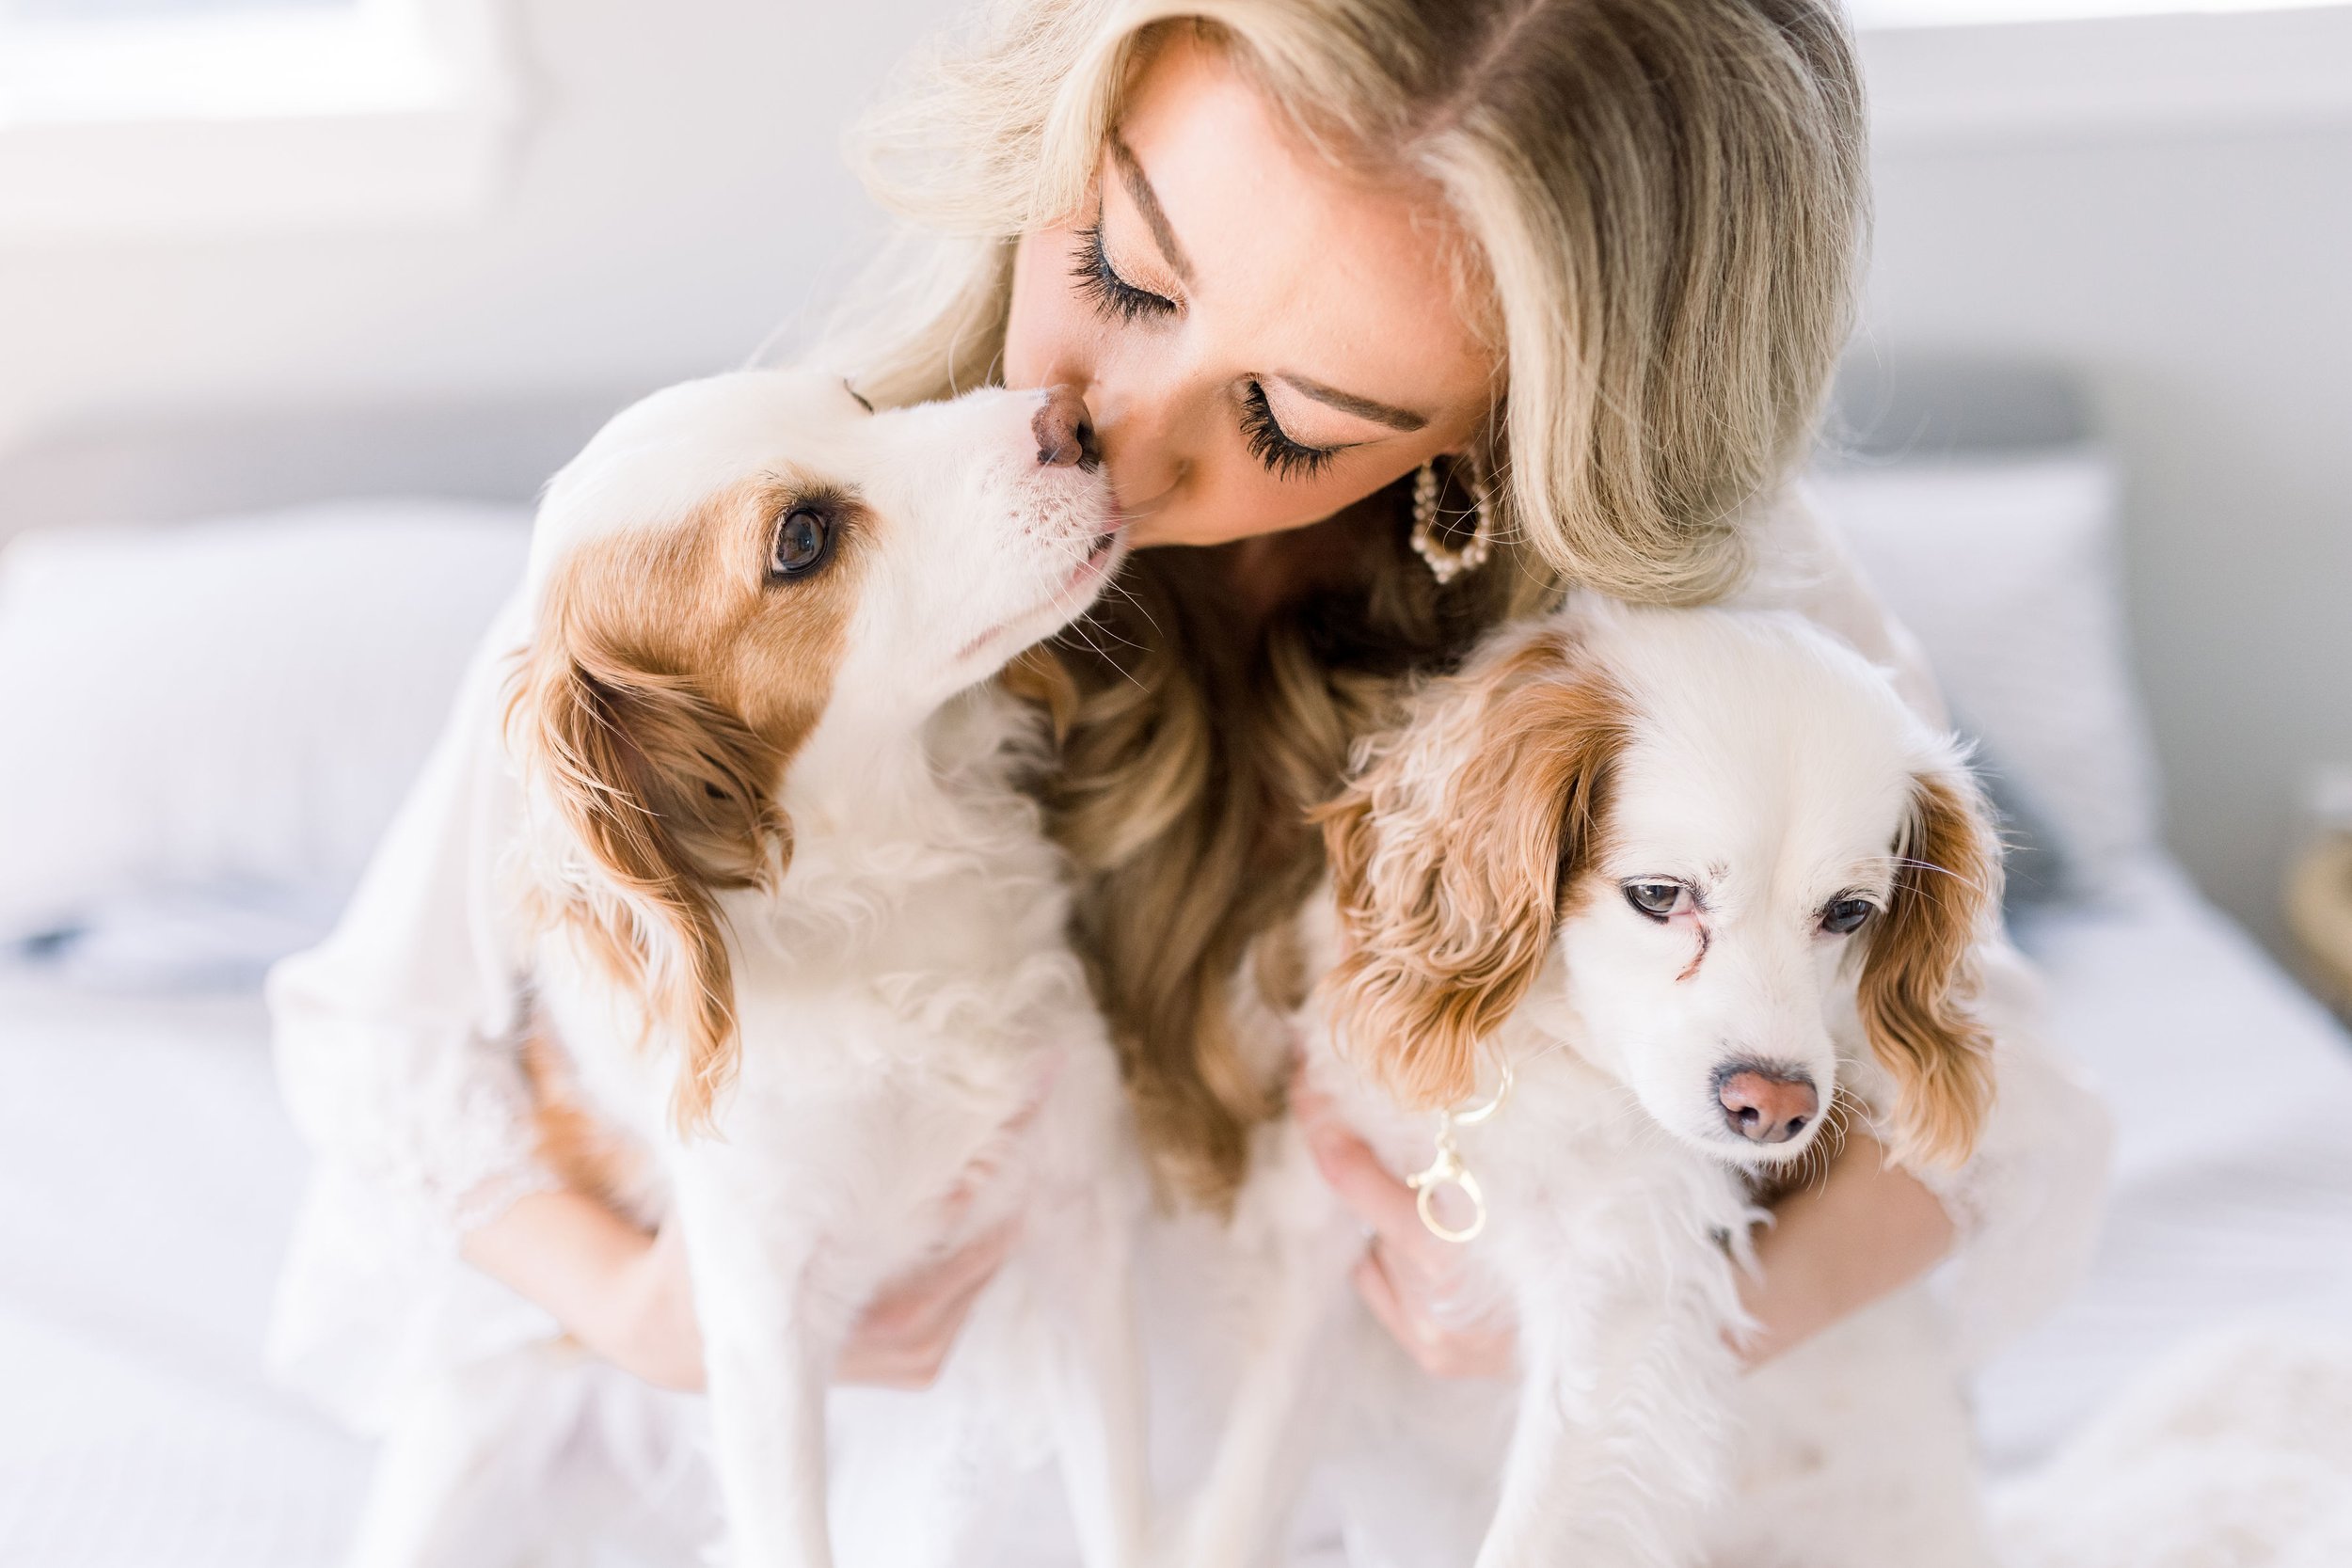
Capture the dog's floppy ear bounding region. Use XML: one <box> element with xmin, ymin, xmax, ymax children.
<box><xmin>1316</xmin><ymin>630</ymin><xmax>1629</xmax><ymax>1110</ymax></box>
<box><xmin>514</xmin><ymin>635</ymin><xmax>787</xmax><ymax>1134</ymax></box>
<box><xmin>1859</xmin><ymin>767</ymin><xmax>2003</xmax><ymax>1168</ymax></box>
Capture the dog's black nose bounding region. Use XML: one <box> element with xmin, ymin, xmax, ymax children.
<box><xmin>1716</xmin><ymin>1062</ymin><xmax>1820</xmax><ymax>1145</ymax></box>
<box><xmin>1034</xmin><ymin>385</ymin><xmax>1100</xmax><ymax>471</ymax></box>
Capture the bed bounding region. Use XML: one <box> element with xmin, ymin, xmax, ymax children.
<box><xmin>2</xmin><ymin>366</ymin><xmax>2346</xmax><ymax>1564</ymax></box>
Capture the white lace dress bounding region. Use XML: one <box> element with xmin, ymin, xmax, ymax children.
<box><xmin>264</xmin><ymin>495</ymin><xmax>2110</xmax><ymax>1561</ymax></box>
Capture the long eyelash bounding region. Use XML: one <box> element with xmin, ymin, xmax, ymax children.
<box><xmin>1240</xmin><ymin>381</ymin><xmax>1338</xmax><ymax>482</ymax></box>
<box><xmin>1072</xmin><ymin>223</ymin><xmax>1177</xmax><ymax>325</ymax></box>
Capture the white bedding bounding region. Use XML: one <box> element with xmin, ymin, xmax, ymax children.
<box><xmin>1979</xmin><ymin>856</ymin><xmax>2352</xmax><ymax>1475</ymax></box>
<box><xmin>3</xmin><ymin>852</ymin><xmax>2347</xmax><ymax>1564</ymax></box>
<box><xmin>0</xmin><ymin>976</ymin><xmax>371</xmax><ymax>1567</ymax></box>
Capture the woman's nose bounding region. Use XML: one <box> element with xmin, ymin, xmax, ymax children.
<box><xmin>1032</xmin><ymin>385</ymin><xmax>1100</xmax><ymax>470</ymax></box>
<box><xmin>1083</xmin><ymin>372</ymin><xmax>1189</xmax><ymax>512</ymax></box>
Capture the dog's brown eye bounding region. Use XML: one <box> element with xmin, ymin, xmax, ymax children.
<box><xmin>1820</xmin><ymin>897</ymin><xmax>1875</xmax><ymax>935</ymax></box>
<box><xmin>1624</xmin><ymin>881</ymin><xmax>1687</xmax><ymax>920</ymax></box>
<box><xmin>770</xmin><ymin>506</ymin><xmax>834</xmax><ymax>579</ymax></box>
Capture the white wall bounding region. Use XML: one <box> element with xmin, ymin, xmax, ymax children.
<box><xmin>1863</xmin><ymin>115</ymin><xmax>2352</xmax><ymax>955</ymax></box>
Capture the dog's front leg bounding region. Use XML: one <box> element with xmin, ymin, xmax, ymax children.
<box><xmin>671</xmin><ymin>1151</ymin><xmax>839</xmax><ymax>1568</ymax></box>
<box><xmin>1473</xmin><ymin>1260</ymin><xmax>1740</xmax><ymax>1568</ymax></box>
<box><xmin>1178</xmin><ymin>1129</ymin><xmax>1361</xmax><ymax>1568</ymax></box>
<box><xmin>344</xmin><ymin>1343</ymin><xmax>580</xmax><ymax>1568</ymax></box>
<box><xmin>1025</xmin><ymin>1179</ymin><xmax>1151</xmax><ymax>1568</ymax></box>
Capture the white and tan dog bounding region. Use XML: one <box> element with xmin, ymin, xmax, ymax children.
<box><xmin>347</xmin><ymin>370</ymin><xmax>1149</xmax><ymax>1568</ymax></box>
<box><xmin>1189</xmin><ymin>601</ymin><xmax>2008</xmax><ymax>1568</ymax></box>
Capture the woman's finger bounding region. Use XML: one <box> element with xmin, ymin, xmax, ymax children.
<box><xmin>853</xmin><ymin>1220</ymin><xmax>1017</xmax><ymax>1347</ymax></box>
<box><xmin>842</xmin><ymin>1075</ymin><xmax>1051</xmax><ymax>1390</ymax></box>
<box><xmin>1289</xmin><ymin>1063</ymin><xmax>1330</xmax><ymax>1127</ymax></box>
<box><xmin>1302</xmin><ymin>1116</ymin><xmax>1438</xmax><ymax>1257</ymax></box>
<box><xmin>1352</xmin><ymin>1248</ymin><xmax>1515</xmax><ymax>1381</ymax></box>
<box><xmin>1352</xmin><ymin>1248</ymin><xmax>1473</xmax><ymax>1379</ymax></box>
<box><xmin>1351</xmin><ymin>1248</ymin><xmax>1431</xmax><ymax>1360</ymax></box>
<box><xmin>1295</xmin><ymin>1072</ymin><xmax>1464</xmax><ymax>1271</ymax></box>
<box><xmin>1299</xmin><ymin>1102</ymin><xmax>1494</xmax><ymax>1294</ymax></box>
<box><xmin>932</xmin><ymin>1063</ymin><xmax>1068</xmax><ymax>1228</ymax></box>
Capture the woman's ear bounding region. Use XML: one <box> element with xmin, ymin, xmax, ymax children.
<box><xmin>1859</xmin><ymin>767</ymin><xmax>2004</xmax><ymax>1169</ymax></box>
<box><xmin>1316</xmin><ymin>630</ymin><xmax>1629</xmax><ymax>1110</ymax></box>
<box><xmin>512</xmin><ymin>635</ymin><xmax>787</xmax><ymax>1134</ymax></box>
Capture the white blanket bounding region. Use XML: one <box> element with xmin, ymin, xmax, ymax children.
<box><xmin>3</xmin><ymin>851</ymin><xmax>2347</xmax><ymax>1565</ymax></box>
<box><xmin>0</xmin><ymin>978</ymin><xmax>369</xmax><ymax>1567</ymax></box>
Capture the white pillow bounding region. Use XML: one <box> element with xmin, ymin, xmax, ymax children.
<box><xmin>0</xmin><ymin>500</ymin><xmax>531</xmax><ymax>952</ymax></box>
<box><xmin>1805</xmin><ymin>451</ymin><xmax>2163</xmax><ymax>896</ymax></box>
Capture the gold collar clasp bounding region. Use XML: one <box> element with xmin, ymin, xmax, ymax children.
<box><xmin>1405</xmin><ymin>1056</ymin><xmax>1514</xmax><ymax>1243</ymax></box>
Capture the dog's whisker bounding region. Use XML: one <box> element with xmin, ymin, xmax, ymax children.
<box><xmin>1889</xmin><ymin>857</ymin><xmax>1994</xmax><ymax>903</ymax></box>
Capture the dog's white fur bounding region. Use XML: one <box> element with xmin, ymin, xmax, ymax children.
<box><xmin>1187</xmin><ymin>601</ymin><xmax>2006</xmax><ymax>1568</ymax></box>
<box><xmin>344</xmin><ymin>371</ymin><xmax>1149</xmax><ymax>1568</ymax></box>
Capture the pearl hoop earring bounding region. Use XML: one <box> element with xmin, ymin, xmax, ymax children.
<box><xmin>1409</xmin><ymin>457</ymin><xmax>1496</xmax><ymax>584</ymax></box>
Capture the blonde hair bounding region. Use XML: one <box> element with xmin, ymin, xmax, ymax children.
<box><xmin>825</xmin><ymin>0</ymin><xmax>1868</xmax><ymax>1204</ymax></box>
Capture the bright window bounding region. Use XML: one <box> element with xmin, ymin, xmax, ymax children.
<box><xmin>0</xmin><ymin>0</ymin><xmax>483</xmax><ymax>125</ymax></box>
<box><xmin>0</xmin><ymin>0</ymin><xmax>516</xmax><ymax>237</ymax></box>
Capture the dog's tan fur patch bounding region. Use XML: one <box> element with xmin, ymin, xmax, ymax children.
<box><xmin>1317</xmin><ymin>630</ymin><xmax>1633</xmax><ymax>1111</ymax></box>
<box><xmin>512</xmin><ymin>474</ymin><xmax>872</xmax><ymax>1132</ymax></box>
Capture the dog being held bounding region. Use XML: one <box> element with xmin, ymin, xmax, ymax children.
<box><xmin>343</xmin><ymin>370</ymin><xmax>1149</xmax><ymax>1568</ymax></box>
<box><xmin>1187</xmin><ymin>600</ymin><xmax>2009</xmax><ymax>1568</ymax></box>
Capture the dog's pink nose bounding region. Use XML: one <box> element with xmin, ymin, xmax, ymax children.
<box><xmin>1033</xmin><ymin>385</ymin><xmax>1100</xmax><ymax>470</ymax></box>
<box><xmin>1716</xmin><ymin>1064</ymin><xmax>1820</xmax><ymax>1145</ymax></box>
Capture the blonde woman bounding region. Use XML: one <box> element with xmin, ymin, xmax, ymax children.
<box><xmin>269</xmin><ymin>0</ymin><xmax>2107</xmax><ymax>1558</ymax></box>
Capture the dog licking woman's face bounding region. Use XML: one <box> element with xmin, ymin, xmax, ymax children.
<box><xmin>508</xmin><ymin>370</ymin><xmax>1123</xmax><ymax>1128</ymax></box>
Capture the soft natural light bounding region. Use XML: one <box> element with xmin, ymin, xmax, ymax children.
<box><xmin>1851</xmin><ymin>0</ymin><xmax>2349</xmax><ymax>26</ymax></box>
<box><xmin>0</xmin><ymin>0</ymin><xmax>449</xmax><ymax>124</ymax></box>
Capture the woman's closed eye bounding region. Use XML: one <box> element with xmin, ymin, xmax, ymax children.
<box><xmin>1071</xmin><ymin>219</ymin><xmax>1346</xmax><ymax>484</ymax></box>
<box><xmin>1239</xmin><ymin>381</ymin><xmax>1340</xmax><ymax>481</ymax></box>
<box><xmin>1073</xmin><ymin>221</ymin><xmax>1177</xmax><ymax>325</ymax></box>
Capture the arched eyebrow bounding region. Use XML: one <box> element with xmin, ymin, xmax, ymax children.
<box><xmin>1110</xmin><ymin>136</ymin><xmax>1195</xmax><ymax>287</ymax></box>
<box><xmin>1275</xmin><ymin>373</ymin><xmax>1428</xmax><ymax>433</ymax></box>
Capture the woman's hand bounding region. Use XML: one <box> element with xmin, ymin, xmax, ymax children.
<box><xmin>466</xmin><ymin>1069</ymin><xmax>1060</xmax><ymax>1390</ymax></box>
<box><xmin>1294</xmin><ymin>1074</ymin><xmax>1959</xmax><ymax>1377</ymax></box>
<box><xmin>1292</xmin><ymin>1079</ymin><xmax>1515</xmax><ymax>1379</ymax></box>
<box><xmin>587</xmin><ymin>1218</ymin><xmax>706</xmax><ymax>1389</ymax></box>
<box><xmin>465</xmin><ymin>1186</ymin><xmax>1023</xmax><ymax>1394</ymax></box>
<box><xmin>1731</xmin><ymin>1129</ymin><xmax>1956</xmax><ymax>1365</ymax></box>
<box><xmin>584</xmin><ymin>1213</ymin><xmax>1021</xmax><ymax>1391</ymax></box>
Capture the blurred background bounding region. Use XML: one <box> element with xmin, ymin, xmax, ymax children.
<box><xmin>1</xmin><ymin>3</ymin><xmax>2348</xmax><ymax>1565</ymax></box>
